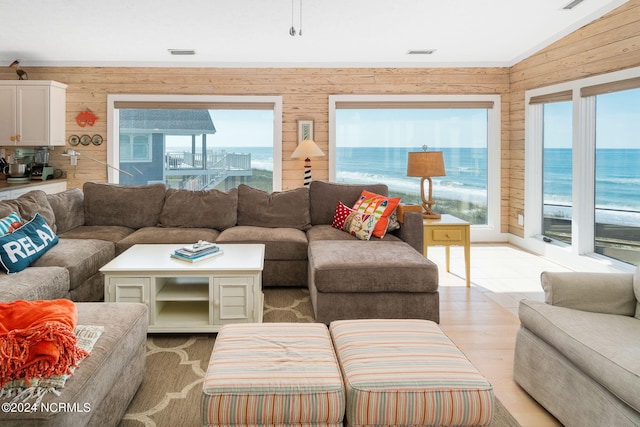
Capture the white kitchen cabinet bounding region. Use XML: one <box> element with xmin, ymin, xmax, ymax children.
<box><xmin>0</xmin><ymin>180</ymin><xmax>67</xmax><ymax>199</ymax></box>
<box><xmin>0</xmin><ymin>81</ymin><xmax>67</xmax><ymax>146</ymax></box>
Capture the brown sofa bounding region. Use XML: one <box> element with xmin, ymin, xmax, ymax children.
<box><xmin>0</xmin><ymin>180</ymin><xmax>439</xmax><ymax>322</ymax></box>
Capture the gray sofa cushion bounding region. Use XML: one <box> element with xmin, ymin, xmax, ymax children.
<box><xmin>47</xmin><ymin>187</ymin><xmax>85</xmax><ymax>234</ymax></box>
<box><xmin>159</xmin><ymin>188</ymin><xmax>237</xmax><ymax>230</ymax></box>
<box><xmin>519</xmin><ymin>299</ymin><xmax>640</xmax><ymax>413</ymax></box>
<box><xmin>541</xmin><ymin>271</ymin><xmax>636</xmax><ymax>316</ymax></box>
<box><xmin>58</xmin><ymin>225</ymin><xmax>135</xmax><ymax>244</ymax></box>
<box><xmin>84</xmin><ymin>182</ymin><xmax>166</xmax><ymax>228</ymax></box>
<box><xmin>308</xmin><ymin>240</ymin><xmax>438</xmax><ymax>293</ymax></box>
<box><xmin>115</xmin><ymin>226</ymin><xmax>221</xmax><ymax>255</ymax></box>
<box><xmin>0</xmin><ymin>266</ymin><xmax>69</xmax><ymax>302</ymax></box>
<box><xmin>307</xmin><ymin>224</ymin><xmax>402</xmax><ymax>243</ymax></box>
<box><xmin>217</xmin><ymin>226</ymin><xmax>308</xmax><ymax>260</ymax></box>
<box><xmin>33</xmin><ymin>238</ymin><xmax>114</xmax><ymax>293</ymax></box>
<box><xmin>308</xmin><ymin>181</ymin><xmax>388</xmax><ymax>226</ymax></box>
<box><xmin>0</xmin><ymin>190</ymin><xmax>57</xmax><ymax>232</ymax></box>
<box><xmin>237</xmin><ymin>184</ymin><xmax>311</xmax><ymax>231</ymax></box>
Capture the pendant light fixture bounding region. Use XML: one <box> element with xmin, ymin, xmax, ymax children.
<box><xmin>289</xmin><ymin>0</ymin><xmax>303</xmax><ymax>36</ymax></box>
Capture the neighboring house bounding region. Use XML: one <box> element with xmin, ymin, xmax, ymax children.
<box><xmin>118</xmin><ymin>109</ymin><xmax>251</xmax><ymax>189</ymax></box>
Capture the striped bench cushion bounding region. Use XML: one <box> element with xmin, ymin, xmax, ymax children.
<box><xmin>202</xmin><ymin>323</ymin><xmax>345</xmax><ymax>426</ymax></box>
<box><xmin>330</xmin><ymin>319</ymin><xmax>494</xmax><ymax>427</ymax></box>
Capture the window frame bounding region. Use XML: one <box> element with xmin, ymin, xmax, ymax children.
<box><xmin>107</xmin><ymin>94</ymin><xmax>283</xmax><ymax>190</ymax></box>
<box><xmin>523</xmin><ymin>66</ymin><xmax>640</xmax><ymax>272</ymax></box>
<box><xmin>119</xmin><ymin>133</ymin><xmax>152</xmax><ymax>163</ymax></box>
<box><xmin>328</xmin><ymin>94</ymin><xmax>503</xmax><ymax>242</ymax></box>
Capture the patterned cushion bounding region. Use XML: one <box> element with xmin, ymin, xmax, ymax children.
<box><xmin>202</xmin><ymin>323</ymin><xmax>345</xmax><ymax>426</ymax></box>
<box><xmin>331</xmin><ymin>201</ymin><xmax>352</xmax><ymax>230</ymax></box>
<box><xmin>352</xmin><ymin>190</ymin><xmax>401</xmax><ymax>238</ymax></box>
<box><xmin>330</xmin><ymin>319</ymin><xmax>494</xmax><ymax>426</ymax></box>
<box><xmin>331</xmin><ymin>201</ymin><xmax>378</xmax><ymax>241</ymax></box>
<box><xmin>0</xmin><ymin>212</ymin><xmax>21</xmax><ymax>235</ymax></box>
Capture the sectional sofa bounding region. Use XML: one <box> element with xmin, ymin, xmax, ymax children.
<box><xmin>0</xmin><ymin>180</ymin><xmax>439</xmax><ymax>426</ymax></box>
<box><xmin>0</xmin><ymin>180</ymin><xmax>439</xmax><ymax>322</ymax></box>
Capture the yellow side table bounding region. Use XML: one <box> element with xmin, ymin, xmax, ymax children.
<box><xmin>423</xmin><ymin>214</ymin><xmax>471</xmax><ymax>287</ymax></box>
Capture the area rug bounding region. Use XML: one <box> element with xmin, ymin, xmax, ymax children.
<box><xmin>119</xmin><ymin>288</ymin><xmax>520</xmax><ymax>427</ymax></box>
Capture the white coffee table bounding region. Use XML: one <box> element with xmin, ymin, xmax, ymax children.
<box><xmin>100</xmin><ymin>244</ymin><xmax>265</xmax><ymax>333</ymax></box>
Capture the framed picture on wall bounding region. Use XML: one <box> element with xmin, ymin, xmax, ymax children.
<box><xmin>297</xmin><ymin>119</ymin><xmax>314</xmax><ymax>142</ymax></box>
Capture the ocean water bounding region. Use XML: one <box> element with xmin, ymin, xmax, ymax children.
<box><xmin>544</xmin><ymin>148</ymin><xmax>640</xmax><ymax>226</ymax></box>
<box><xmin>335</xmin><ymin>147</ymin><xmax>488</xmax><ymax>204</ymax></box>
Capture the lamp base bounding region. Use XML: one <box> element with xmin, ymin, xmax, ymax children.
<box><xmin>422</xmin><ymin>212</ymin><xmax>441</xmax><ymax>219</ymax></box>
<box><xmin>420</xmin><ymin>195</ymin><xmax>441</xmax><ymax>220</ymax></box>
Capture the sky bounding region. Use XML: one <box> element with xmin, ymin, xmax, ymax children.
<box><xmin>164</xmin><ymin>89</ymin><xmax>639</xmax><ymax>151</ymax></box>
<box><xmin>336</xmin><ymin>108</ymin><xmax>488</xmax><ymax>149</ymax></box>
<box><xmin>166</xmin><ymin>110</ymin><xmax>274</xmax><ymax>149</ymax></box>
<box><xmin>544</xmin><ymin>88</ymin><xmax>640</xmax><ymax>149</ymax></box>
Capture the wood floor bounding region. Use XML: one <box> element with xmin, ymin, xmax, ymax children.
<box><xmin>430</xmin><ymin>244</ymin><xmax>568</xmax><ymax>427</ymax></box>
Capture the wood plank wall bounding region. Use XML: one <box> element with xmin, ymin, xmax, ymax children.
<box><xmin>0</xmin><ymin>67</ymin><xmax>511</xmax><ymax>229</ymax></box>
<box><xmin>0</xmin><ymin>0</ymin><xmax>637</xmax><ymax>237</ymax></box>
<box><xmin>507</xmin><ymin>0</ymin><xmax>640</xmax><ymax>237</ymax></box>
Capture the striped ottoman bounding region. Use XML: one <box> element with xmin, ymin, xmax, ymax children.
<box><xmin>202</xmin><ymin>323</ymin><xmax>346</xmax><ymax>426</ymax></box>
<box><xmin>330</xmin><ymin>319</ymin><xmax>494</xmax><ymax>426</ymax></box>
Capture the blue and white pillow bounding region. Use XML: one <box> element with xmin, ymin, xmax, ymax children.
<box><xmin>0</xmin><ymin>213</ymin><xmax>58</xmax><ymax>274</ymax></box>
<box><xmin>0</xmin><ymin>212</ymin><xmax>21</xmax><ymax>235</ymax></box>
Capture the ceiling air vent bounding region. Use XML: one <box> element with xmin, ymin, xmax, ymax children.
<box><xmin>168</xmin><ymin>49</ymin><xmax>196</xmax><ymax>56</ymax></box>
<box><xmin>562</xmin><ymin>0</ymin><xmax>585</xmax><ymax>10</ymax></box>
<box><xmin>407</xmin><ymin>49</ymin><xmax>437</xmax><ymax>55</ymax></box>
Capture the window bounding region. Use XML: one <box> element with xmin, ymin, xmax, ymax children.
<box><xmin>525</xmin><ymin>67</ymin><xmax>640</xmax><ymax>268</ymax></box>
<box><xmin>120</xmin><ymin>134</ymin><xmax>152</xmax><ymax>162</ymax></box>
<box><xmin>593</xmin><ymin>88</ymin><xmax>640</xmax><ymax>264</ymax></box>
<box><xmin>108</xmin><ymin>95</ymin><xmax>283</xmax><ymax>192</ymax></box>
<box><xmin>541</xmin><ymin>100</ymin><xmax>573</xmax><ymax>244</ymax></box>
<box><xmin>330</xmin><ymin>95</ymin><xmax>501</xmax><ymax>240</ymax></box>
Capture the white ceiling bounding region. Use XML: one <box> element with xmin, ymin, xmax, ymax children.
<box><xmin>0</xmin><ymin>0</ymin><xmax>629</xmax><ymax>68</ymax></box>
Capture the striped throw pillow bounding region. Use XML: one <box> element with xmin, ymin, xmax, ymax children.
<box><xmin>0</xmin><ymin>212</ymin><xmax>22</xmax><ymax>235</ymax></box>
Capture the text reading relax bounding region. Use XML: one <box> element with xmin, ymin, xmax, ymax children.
<box><xmin>3</xmin><ymin>224</ymin><xmax>56</xmax><ymax>262</ymax></box>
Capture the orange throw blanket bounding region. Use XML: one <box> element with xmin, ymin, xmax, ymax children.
<box><xmin>0</xmin><ymin>299</ymin><xmax>89</xmax><ymax>387</ymax></box>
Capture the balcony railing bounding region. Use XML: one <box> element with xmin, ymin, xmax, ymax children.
<box><xmin>165</xmin><ymin>150</ymin><xmax>252</xmax><ymax>190</ymax></box>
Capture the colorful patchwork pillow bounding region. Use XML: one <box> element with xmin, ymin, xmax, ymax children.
<box><xmin>0</xmin><ymin>213</ymin><xmax>59</xmax><ymax>274</ymax></box>
<box><xmin>352</xmin><ymin>190</ymin><xmax>401</xmax><ymax>238</ymax></box>
<box><xmin>332</xmin><ymin>201</ymin><xmax>379</xmax><ymax>240</ymax></box>
<box><xmin>0</xmin><ymin>212</ymin><xmax>22</xmax><ymax>235</ymax></box>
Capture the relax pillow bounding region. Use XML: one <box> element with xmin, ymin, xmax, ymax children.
<box><xmin>352</xmin><ymin>190</ymin><xmax>401</xmax><ymax>238</ymax></box>
<box><xmin>0</xmin><ymin>213</ymin><xmax>59</xmax><ymax>274</ymax></box>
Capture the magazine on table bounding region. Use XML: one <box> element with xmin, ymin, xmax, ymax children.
<box><xmin>170</xmin><ymin>241</ymin><xmax>223</xmax><ymax>263</ymax></box>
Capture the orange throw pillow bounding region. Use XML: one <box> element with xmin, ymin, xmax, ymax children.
<box><xmin>352</xmin><ymin>190</ymin><xmax>401</xmax><ymax>238</ymax></box>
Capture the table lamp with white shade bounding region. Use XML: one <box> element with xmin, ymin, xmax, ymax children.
<box><xmin>406</xmin><ymin>146</ymin><xmax>446</xmax><ymax>219</ymax></box>
<box><xmin>291</xmin><ymin>139</ymin><xmax>324</xmax><ymax>186</ymax></box>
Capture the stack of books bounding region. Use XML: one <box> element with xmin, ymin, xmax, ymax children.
<box><xmin>170</xmin><ymin>241</ymin><xmax>223</xmax><ymax>263</ymax></box>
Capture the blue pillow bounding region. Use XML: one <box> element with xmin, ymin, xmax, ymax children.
<box><xmin>0</xmin><ymin>213</ymin><xmax>59</xmax><ymax>274</ymax></box>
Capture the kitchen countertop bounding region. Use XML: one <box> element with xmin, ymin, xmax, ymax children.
<box><xmin>0</xmin><ymin>179</ymin><xmax>67</xmax><ymax>192</ymax></box>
